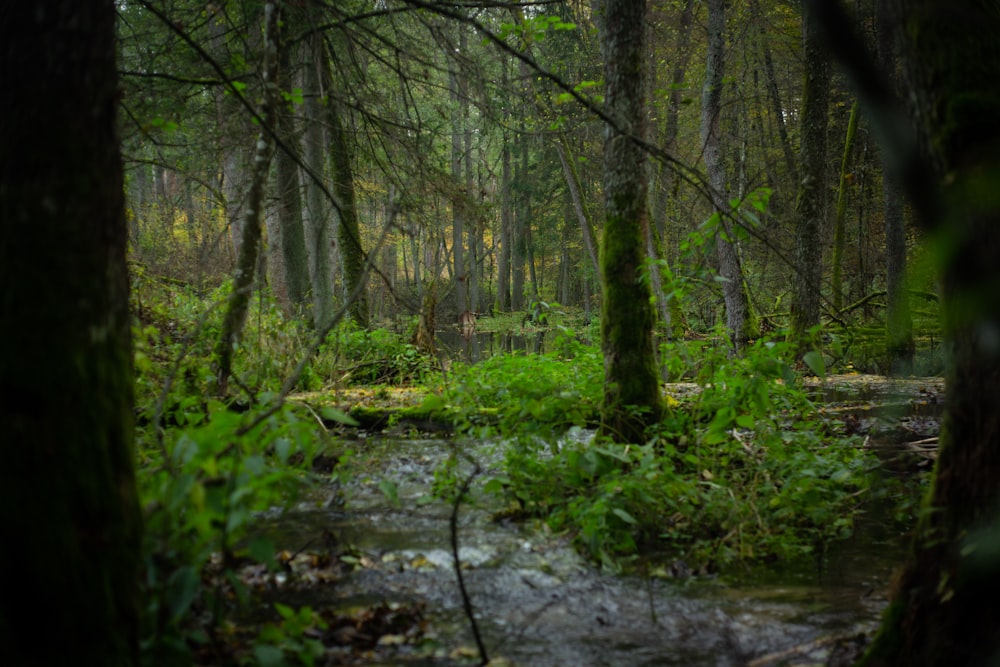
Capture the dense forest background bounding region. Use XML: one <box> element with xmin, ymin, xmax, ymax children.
<box><xmin>19</xmin><ymin>1</ymin><xmax>1000</xmax><ymax>665</ymax></box>
<box><xmin>119</xmin><ymin>0</ymin><xmax>936</xmax><ymax>373</ymax></box>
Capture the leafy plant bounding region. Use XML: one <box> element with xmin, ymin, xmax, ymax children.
<box><xmin>138</xmin><ymin>399</ymin><xmax>326</xmax><ymax>664</ymax></box>
<box><xmin>471</xmin><ymin>334</ymin><xmax>878</xmax><ymax>571</ymax></box>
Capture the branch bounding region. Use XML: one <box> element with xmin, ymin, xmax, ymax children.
<box><xmin>450</xmin><ymin>457</ymin><xmax>489</xmax><ymax>666</ymax></box>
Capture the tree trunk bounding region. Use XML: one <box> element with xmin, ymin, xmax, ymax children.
<box><xmin>214</xmin><ymin>1</ymin><xmax>281</xmax><ymax>394</ymax></box>
<box><xmin>809</xmin><ymin>0</ymin><xmax>1000</xmax><ymax>662</ymax></box>
<box><xmin>303</xmin><ymin>27</ymin><xmax>335</xmax><ymax>328</ymax></box>
<box><xmin>599</xmin><ymin>0</ymin><xmax>664</xmax><ymax>442</ymax></box>
<box><xmin>701</xmin><ymin>0</ymin><xmax>752</xmax><ymax>351</ymax></box>
<box><xmin>877</xmin><ymin>0</ymin><xmax>913</xmax><ymax>374</ymax></box>
<box><xmin>498</xmin><ymin>127</ymin><xmax>513</xmax><ymax>312</ymax></box>
<box><xmin>788</xmin><ymin>3</ymin><xmax>831</xmax><ymax>353</ymax></box>
<box><xmin>555</xmin><ymin>138</ymin><xmax>601</xmax><ymax>280</ymax></box>
<box><xmin>650</xmin><ymin>0</ymin><xmax>695</xmax><ymax>244</ymax></box>
<box><xmin>324</xmin><ymin>62</ymin><xmax>369</xmax><ymax>327</ymax></box>
<box><xmin>754</xmin><ymin>0</ymin><xmax>798</xmax><ymax>184</ymax></box>
<box><xmin>831</xmin><ymin>100</ymin><xmax>860</xmax><ymax>313</ymax></box>
<box><xmin>511</xmin><ymin>129</ymin><xmax>529</xmax><ymax>311</ymax></box>
<box><xmin>0</xmin><ymin>2</ymin><xmax>141</xmax><ymax>664</ymax></box>
<box><xmin>449</xmin><ymin>61</ymin><xmax>469</xmax><ymax>318</ymax></box>
<box><xmin>271</xmin><ymin>26</ymin><xmax>309</xmax><ymax>316</ymax></box>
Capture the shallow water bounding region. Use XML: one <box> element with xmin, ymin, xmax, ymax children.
<box><xmin>254</xmin><ymin>435</ymin><xmax>907</xmax><ymax>666</ymax></box>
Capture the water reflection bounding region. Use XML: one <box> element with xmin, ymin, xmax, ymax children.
<box><xmin>435</xmin><ymin>330</ymin><xmax>549</xmax><ymax>364</ymax></box>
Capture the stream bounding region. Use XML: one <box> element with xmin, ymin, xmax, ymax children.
<box><xmin>256</xmin><ymin>428</ymin><xmax>912</xmax><ymax>667</ymax></box>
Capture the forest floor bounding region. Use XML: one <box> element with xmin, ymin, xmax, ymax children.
<box><xmin>292</xmin><ymin>373</ymin><xmax>944</xmax><ymax>444</ymax></box>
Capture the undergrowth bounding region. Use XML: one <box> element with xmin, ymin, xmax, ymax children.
<box><xmin>130</xmin><ymin>270</ymin><xmax>923</xmax><ymax>662</ymax></box>
<box><xmin>442</xmin><ymin>335</ymin><xmax>881</xmax><ymax>572</ymax></box>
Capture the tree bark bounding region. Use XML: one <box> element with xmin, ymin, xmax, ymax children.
<box><xmin>821</xmin><ymin>1</ymin><xmax>1000</xmax><ymax>663</ymax></box>
<box><xmin>511</xmin><ymin>126</ymin><xmax>529</xmax><ymax>311</ymax></box>
<box><xmin>599</xmin><ymin>0</ymin><xmax>664</xmax><ymax>442</ymax></box>
<box><xmin>303</xmin><ymin>27</ymin><xmax>335</xmax><ymax>328</ymax></box>
<box><xmin>831</xmin><ymin>100</ymin><xmax>859</xmax><ymax>313</ymax></box>
<box><xmin>272</xmin><ymin>23</ymin><xmax>309</xmax><ymax>316</ymax></box>
<box><xmin>0</xmin><ymin>2</ymin><xmax>141</xmax><ymax>663</ymax></box>
<box><xmin>497</xmin><ymin>124</ymin><xmax>513</xmax><ymax>312</ymax></box>
<box><xmin>701</xmin><ymin>0</ymin><xmax>752</xmax><ymax>351</ymax></box>
<box><xmin>449</xmin><ymin>58</ymin><xmax>469</xmax><ymax>318</ymax></box>
<box><xmin>876</xmin><ymin>0</ymin><xmax>913</xmax><ymax>374</ymax></box>
<box><xmin>323</xmin><ymin>54</ymin><xmax>369</xmax><ymax>328</ymax></box>
<box><xmin>788</xmin><ymin>2</ymin><xmax>831</xmax><ymax>353</ymax></box>
<box><xmin>555</xmin><ymin>138</ymin><xmax>601</xmax><ymax>281</ymax></box>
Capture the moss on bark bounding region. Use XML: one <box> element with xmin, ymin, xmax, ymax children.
<box><xmin>598</xmin><ymin>0</ymin><xmax>664</xmax><ymax>442</ymax></box>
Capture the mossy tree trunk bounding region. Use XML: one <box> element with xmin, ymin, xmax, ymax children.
<box><xmin>0</xmin><ymin>2</ymin><xmax>141</xmax><ymax>663</ymax></box>
<box><xmin>876</xmin><ymin>0</ymin><xmax>913</xmax><ymax>375</ymax></box>
<box><xmin>598</xmin><ymin>0</ymin><xmax>664</xmax><ymax>442</ymax></box>
<box><xmin>214</xmin><ymin>1</ymin><xmax>281</xmax><ymax>394</ymax></box>
<box><xmin>845</xmin><ymin>1</ymin><xmax>1000</xmax><ymax>663</ymax></box>
<box><xmin>831</xmin><ymin>100</ymin><xmax>859</xmax><ymax>313</ymax></box>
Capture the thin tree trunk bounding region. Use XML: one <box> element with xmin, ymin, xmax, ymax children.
<box><xmin>651</xmin><ymin>0</ymin><xmax>695</xmax><ymax>242</ymax></box>
<box><xmin>214</xmin><ymin>1</ymin><xmax>280</xmax><ymax>394</ymax></box>
<box><xmin>303</xmin><ymin>28</ymin><xmax>334</xmax><ymax>327</ymax></box>
<box><xmin>323</xmin><ymin>51</ymin><xmax>368</xmax><ymax>328</ymax></box>
<box><xmin>877</xmin><ymin>0</ymin><xmax>913</xmax><ymax>374</ymax></box>
<box><xmin>498</xmin><ymin>128</ymin><xmax>513</xmax><ymax>311</ymax></box>
<box><xmin>554</xmin><ymin>138</ymin><xmax>601</xmax><ymax>279</ymax></box>
<box><xmin>788</xmin><ymin>3</ymin><xmax>831</xmax><ymax>352</ymax></box>
<box><xmin>753</xmin><ymin>0</ymin><xmax>798</xmax><ymax>183</ymax></box>
<box><xmin>449</xmin><ymin>62</ymin><xmax>468</xmax><ymax>318</ymax></box>
<box><xmin>271</xmin><ymin>26</ymin><xmax>309</xmax><ymax>316</ymax></box>
<box><xmin>701</xmin><ymin>0</ymin><xmax>751</xmax><ymax>351</ymax></box>
<box><xmin>831</xmin><ymin>100</ymin><xmax>859</xmax><ymax>313</ymax></box>
<box><xmin>511</xmin><ymin>130</ymin><xmax>528</xmax><ymax>311</ymax></box>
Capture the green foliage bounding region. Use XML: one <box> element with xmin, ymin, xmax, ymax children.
<box><xmin>138</xmin><ymin>400</ymin><xmax>328</xmax><ymax>665</ymax></box>
<box><xmin>327</xmin><ymin>326</ymin><xmax>437</xmax><ymax>386</ymax></box>
<box><xmin>443</xmin><ymin>331</ymin><xmax>603</xmax><ymax>437</ymax></box>
<box><xmin>254</xmin><ymin>604</ymin><xmax>328</xmax><ymax>667</ymax></box>
<box><xmin>466</xmin><ymin>335</ymin><xmax>878</xmax><ymax>571</ymax></box>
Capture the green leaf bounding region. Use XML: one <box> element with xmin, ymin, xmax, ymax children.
<box><xmin>735</xmin><ymin>414</ymin><xmax>755</xmax><ymax>429</ymax></box>
<box><xmin>253</xmin><ymin>644</ymin><xmax>286</xmax><ymax>667</ymax></box>
<box><xmin>318</xmin><ymin>406</ymin><xmax>359</xmax><ymax>426</ymax></box>
<box><xmin>248</xmin><ymin>537</ymin><xmax>277</xmax><ymax>566</ymax></box>
<box><xmin>166</xmin><ymin>566</ymin><xmax>199</xmax><ymax>622</ymax></box>
<box><xmin>483</xmin><ymin>476</ymin><xmax>510</xmax><ymax>494</ymax></box>
<box><xmin>830</xmin><ymin>468</ymin><xmax>852</xmax><ymax>483</ymax></box>
<box><xmin>419</xmin><ymin>394</ymin><xmax>446</xmax><ymax>412</ymax></box>
<box><xmin>612</xmin><ymin>508</ymin><xmax>638</xmax><ymax>524</ymax></box>
<box><xmin>378</xmin><ymin>479</ymin><xmax>399</xmax><ymax>505</ymax></box>
<box><xmin>802</xmin><ymin>350</ymin><xmax>826</xmax><ymax>378</ymax></box>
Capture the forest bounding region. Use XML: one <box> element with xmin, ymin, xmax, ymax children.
<box><xmin>3</xmin><ymin>0</ymin><xmax>1000</xmax><ymax>666</ymax></box>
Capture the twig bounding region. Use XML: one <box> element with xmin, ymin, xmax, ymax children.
<box><xmin>451</xmin><ymin>458</ymin><xmax>488</xmax><ymax>666</ymax></box>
